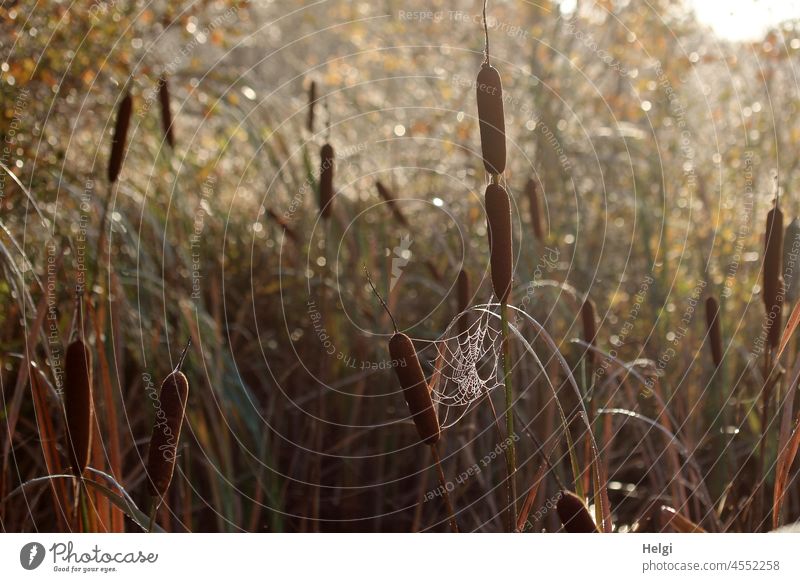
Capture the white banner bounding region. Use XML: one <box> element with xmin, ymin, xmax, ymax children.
<box><xmin>1</xmin><ymin>533</ymin><xmax>799</xmax><ymax>581</ymax></box>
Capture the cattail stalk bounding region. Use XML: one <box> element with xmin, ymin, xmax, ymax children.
<box><xmin>581</xmin><ymin>297</ymin><xmax>598</xmax><ymax>369</ymax></box>
<box><xmin>376</xmin><ymin>180</ymin><xmax>409</xmax><ymax>227</ymax></box>
<box><xmin>307</xmin><ymin>80</ymin><xmax>317</xmax><ymax>133</ymax></box>
<box><xmin>319</xmin><ymin>143</ymin><xmax>334</xmax><ymax>219</ymax></box>
<box><xmin>764</xmin><ymin>199</ymin><xmax>784</xmax><ymax>349</ymax></box>
<box><xmin>457</xmin><ymin>269</ymin><xmax>470</xmax><ymax>336</ymax></box>
<box><xmin>108</xmin><ymin>92</ymin><xmax>132</xmax><ymax>183</ymax></box>
<box><xmin>705</xmin><ymin>296</ymin><xmax>723</xmax><ymax>368</ymax></box>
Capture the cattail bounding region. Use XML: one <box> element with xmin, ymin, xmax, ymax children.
<box><xmin>389</xmin><ymin>333</ymin><xmax>440</xmax><ymax>445</ymax></box>
<box><xmin>764</xmin><ymin>200</ymin><xmax>784</xmax><ymax>347</ymax></box>
<box><xmin>526</xmin><ymin>177</ymin><xmax>544</xmax><ymax>242</ymax></box>
<box><xmin>581</xmin><ymin>297</ymin><xmax>597</xmax><ymax>367</ymax></box>
<box><xmin>307</xmin><ymin>80</ymin><xmax>317</xmax><ymax>133</ymax></box>
<box><xmin>485</xmin><ymin>183</ymin><xmax>512</xmax><ymax>304</ymax></box>
<box><xmin>64</xmin><ymin>339</ymin><xmax>93</xmax><ymax>475</ymax></box>
<box><xmin>476</xmin><ymin>64</ymin><xmax>506</xmax><ymax>176</ymax></box>
<box><xmin>784</xmin><ymin>217</ymin><xmax>800</xmax><ymax>303</ymax></box>
<box><xmin>146</xmin><ymin>350</ymin><xmax>190</xmax><ymax>498</ymax></box>
<box><xmin>376</xmin><ymin>181</ymin><xmax>408</xmax><ymax>227</ymax></box>
<box><xmin>705</xmin><ymin>296</ymin><xmax>723</xmax><ymax>368</ymax></box>
<box><xmin>319</xmin><ymin>143</ymin><xmax>334</xmax><ymax>219</ymax></box>
<box><xmin>457</xmin><ymin>269</ymin><xmax>470</xmax><ymax>335</ymax></box>
<box><xmin>158</xmin><ymin>76</ymin><xmax>175</xmax><ymax>148</ymax></box>
<box><xmin>107</xmin><ymin>91</ymin><xmax>132</xmax><ymax>183</ymax></box>
<box><xmin>556</xmin><ymin>490</ymin><xmax>599</xmax><ymax>533</ymax></box>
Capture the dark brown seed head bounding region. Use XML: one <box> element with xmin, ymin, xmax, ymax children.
<box><xmin>485</xmin><ymin>183</ymin><xmax>513</xmax><ymax>304</ymax></box>
<box><xmin>307</xmin><ymin>80</ymin><xmax>317</xmax><ymax>133</ymax></box>
<box><xmin>581</xmin><ymin>297</ymin><xmax>597</xmax><ymax>367</ymax></box>
<box><xmin>556</xmin><ymin>490</ymin><xmax>599</xmax><ymax>533</ymax></box>
<box><xmin>705</xmin><ymin>296</ymin><xmax>723</xmax><ymax>368</ymax></box>
<box><xmin>158</xmin><ymin>76</ymin><xmax>175</xmax><ymax>148</ymax></box>
<box><xmin>319</xmin><ymin>143</ymin><xmax>334</xmax><ymax>219</ymax></box>
<box><xmin>457</xmin><ymin>269</ymin><xmax>471</xmax><ymax>335</ymax></box>
<box><xmin>64</xmin><ymin>339</ymin><xmax>93</xmax><ymax>475</ymax></box>
<box><xmin>764</xmin><ymin>203</ymin><xmax>784</xmax><ymax>308</ymax></box>
<box><xmin>108</xmin><ymin>92</ymin><xmax>132</xmax><ymax>183</ymax></box>
<box><xmin>526</xmin><ymin>177</ymin><xmax>544</xmax><ymax>242</ymax></box>
<box><xmin>389</xmin><ymin>333</ymin><xmax>440</xmax><ymax>445</ymax></box>
<box><xmin>764</xmin><ymin>203</ymin><xmax>784</xmax><ymax>347</ymax></box>
<box><xmin>376</xmin><ymin>180</ymin><xmax>408</xmax><ymax>227</ymax></box>
<box><xmin>476</xmin><ymin>64</ymin><xmax>506</xmax><ymax>176</ymax></box>
<box><xmin>146</xmin><ymin>371</ymin><xmax>190</xmax><ymax>498</ymax></box>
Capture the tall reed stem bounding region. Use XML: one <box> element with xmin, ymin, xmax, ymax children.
<box><xmin>500</xmin><ymin>303</ymin><xmax>517</xmax><ymax>529</ymax></box>
<box><xmin>431</xmin><ymin>444</ymin><xmax>459</xmax><ymax>533</ymax></box>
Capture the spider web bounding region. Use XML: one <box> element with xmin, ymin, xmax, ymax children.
<box><xmin>431</xmin><ymin>308</ymin><xmax>504</xmax><ymax>428</ymax></box>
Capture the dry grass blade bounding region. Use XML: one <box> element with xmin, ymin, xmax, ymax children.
<box><xmin>659</xmin><ymin>505</ymin><xmax>706</xmax><ymax>532</ymax></box>
<box><xmin>581</xmin><ymin>297</ymin><xmax>597</xmax><ymax>367</ymax></box>
<box><xmin>376</xmin><ymin>180</ymin><xmax>409</xmax><ymax>227</ymax></box>
<box><xmin>107</xmin><ymin>92</ymin><xmax>132</xmax><ymax>183</ymax></box>
<box><xmin>777</xmin><ymin>299</ymin><xmax>800</xmax><ymax>360</ymax></box>
<box><xmin>64</xmin><ymin>339</ymin><xmax>93</xmax><ymax>475</ymax></box>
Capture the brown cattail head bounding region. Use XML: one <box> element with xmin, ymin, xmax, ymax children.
<box><xmin>485</xmin><ymin>183</ymin><xmax>513</xmax><ymax>304</ymax></box>
<box><xmin>556</xmin><ymin>490</ymin><xmax>599</xmax><ymax>533</ymax></box>
<box><xmin>376</xmin><ymin>180</ymin><xmax>408</xmax><ymax>227</ymax></box>
<box><xmin>526</xmin><ymin>177</ymin><xmax>544</xmax><ymax>242</ymax></box>
<box><xmin>158</xmin><ymin>76</ymin><xmax>175</xmax><ymax>148</ymax></box>
<box><xmin>389</xmin><ymin>333</ymin><xmax>440</xmax><ymax>445</ymax></box>
<box><xmin>581</xmin><ymin>297</ymin><xmax>598</xmax><ymax>367</ymax></box>
<box><xmin>476</xmin><ymin>63</ymin><xmax>506</xmax><ymax>176</ymax></box>
<box><xmin>319</xmin><ymin>143</ymin><xmax>334</xmax><ymax>219</ymax></box>
<box><xmin>307</xmin><ymin>80</ymin><xmax>317</xmax><ymax>133</ymax></box>
<box><xmin>146</xmin><ymin>370</ymin><xmax>190</xmax><ymax>498</ymax></box>
<box><xmin>764</xmin><ymin>202</ymin><xmax>784</xmax><ymax>347</ymax></box>
<box><xmin>108</xmin><ymin>92</ymin><xmax>132</xmax><ymax>183</ymax></box>
<box><xmin>705</xmin><ymin>296</ymin><xmax>723</xmax><ymax>368</ymax></box>
<box><xmin>457</xmin><ymin>269</ymin><xmax>471</xmax><ymax>335</ymax></box>
<box><xmin>64</xmin><ymin>339</ymin><xmax>93</xmax><ymax>475</ymax></box>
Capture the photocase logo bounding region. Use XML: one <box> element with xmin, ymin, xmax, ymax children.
<box><xmin>20</xmin><ymin>542</ymin><xmax>46</xmax><ymax>570</ymax></box>
<box><xmin>388</xmin><ymin>234</ymin><xmax>413</xmax><ymax>291</ymax></box>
